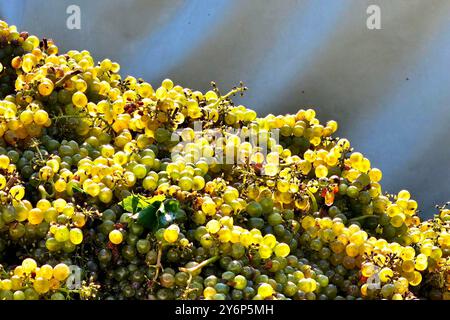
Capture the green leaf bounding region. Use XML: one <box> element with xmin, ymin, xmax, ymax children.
<box><xmin>120</xmin><ymin>194</ymin><xmax>166</xmax><ymax>214</ymax></box>
<box><xmin>158</xmin><ymin>210</ymin><xmax>175</xmax><ymax>228</ymax></box>
<box><xmin>145</xmin><ymin>194</ymin><xmax>166</xmax><ymax>205</ymax></box>
<box><xmin>157</xmin><ymin>208</ymin><xmax>186</xmax><ymax>228</ymax></box>
<box><xmin>163</xmin><ymin>199</ymin><xmax>180</xmax><ymax>212</ymax></box>
<box><xmin>157</xmin><ymin>199</ymin><xmax>185</xmax><ymax>228</ymax></box>
<box><xmin>120</xmin><ymin>195</ymin><xmax>140</xmax><ymax>214</ymax></box>
<box><xmin>136</xmin><ymin>201</ymin><xmax>163</xmax><ymax>231</ymax></box>
<box><xmin>71</xmin><ymin>184</ymin><xmax>86</xmax><ymax>194</ymax></box>
<box><xmin>126</xmin><ymin>195</ymin><xmax>179</xmax><ymax>232</ymax></box>
<box><xmin>173</xmin><ymin>208</ymin><xmax>187</xmax><ymax>222</ymax></box>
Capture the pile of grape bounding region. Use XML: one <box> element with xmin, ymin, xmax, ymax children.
<box><xmin>0</xmin><ymin>19</ymin><xmax>449</xmax><ymax>300</ymax></box>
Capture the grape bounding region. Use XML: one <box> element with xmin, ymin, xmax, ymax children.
<box><xmin>0</xmin><ymin>154</ymin><xmax>10</xmax><ymax>168</ymax></box>
<box><xmin>13</xmin><ymin>290</ymin><xmax>25</xmax><ymax>300</ymax></box>
<box><xmin>246</xmin><ymin>201</ymin><xmax>262</xmax><ymax>217</ymax></box>
<box><xmin>38</xmin><ymin>264</ymin><xmax>53</xmax><ymax>280</ymax></box>
<box><xmin>51</xmin><ymin>292</ymin><xmax>66</xmax><ymax>300</ymax></box>
<box><xmin>55</xmin><ymin>225</ymin><xmax>70</xmax><ymax>242</ymax></box>
<box><xmin>19</xmin><ymin>110</ymin><xmax>34</xmax><ymax>125</ymax></box>
<box><xmin>69</xmin><ymin>228</ymin><xmax>83</xmax><ymax>245</ymax></box>
<box><xmin>205</xmin><ymin>220</ymin><xmax>220</xmax><ymax>234</ymax></box>
<box><xmin>22</xmin><ymin>258</ymin><xmax>37</xmax><ymax>274</ymax></box>
<box><xmin>53</xmin><ymin>263</ymin><xmax>70</xmax><ymax>281</ymax></box>
<box><xmin>162</xmin><ymin>79</ymin><xmax>174</xmax><ymax>90</ymax></box>
<box><xmin>72</xmin><ymin>91</ymin><xmax>88</xmax><ymax>108</ymax></box>
<box><xmin>346</xmin><ymin>186</ymin><xmax>359</xmax><ymax>198</ymax></box>
<box><xmin>109</xmin><ymin>230</ymin><xmax>124</xmax><ymax>245</ymax></box>
<box><xmin>33</xmin><ymin>277</ymin><xmax>50</xmax><ymax>294</ymax></box>
<box><xmin>257</xmin><ymin>283</ymin><xmax>273</xmax><ymax>298</ymax></box>
<box><xmin>274</xmin><ymin>243</ymin><xmax>290</xmax><ymax>257</ymax></box>
<box><xmin>315</xmin><ymin>165</ymin><xmax>328</xmax><ymax>178</ymax></box>
<box><xmin>259</xmin><ymin>245</ymin><xmax>272</xmax><ymax>259</ymax></box>
<box><xmin>98</xmin><ymin>187</ymin><xmax>113</xmax><ymax>203</ymax></box>
<box><xmin>163</xmin><ymin>224</ymin><xmax>180</xmax><ymax>243</ymax></box>
<box><xmin>38</xmin><ymin>79</ymin><xmax>54</xmax><ymax>96</ymax></box>
<box><xmin>26</xmin><ymin>208</ymin><xmax>44</xmax><ymax>224</ymax></box>
<box><xmin>136</xmin><ymin>239</ymin><xmax>151</xmax><ymax>254</ymax></box>
<box><xmin>179</xmin><ymin>176</ymin><xmax>193</xmax><ymax>191</ymax></box>
<box><xmin>132</xmin><ymin>164</ymin><xmax>147</xmax><ymax>179</ymax></box>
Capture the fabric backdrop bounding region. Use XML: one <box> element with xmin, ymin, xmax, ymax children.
<box><xmin>1</xmin><ymin>0</ymin><xmax>449</xmax><ymax>218</ymax></box>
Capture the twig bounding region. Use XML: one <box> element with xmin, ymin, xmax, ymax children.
<box><xmin>209</xmin><ymin>86</ymin><xmax>246</xmax><ymax>110</ymax></box>
<box><xmin>349</xmin><ymin>215</ymin><xmax>379</xmax><ymax>223</ymax></box>
<box><xmin>152</xmin><ymin>242</ymin><xmax>163</xmax><ymax>283</ymax></box>
<box><xmin>179</xmin><ymin>255</ymin><xmax>219</xmax><ymax>274</ymax></box>
<box><xmin>55</xmin><ymin>69</ymin><xmax>82</xmax><ymax>87</ymax></box>
<box><xmin>305</xmin><ymin>189</ymin><xmax>318</xmax><ymax>213</ymax></box>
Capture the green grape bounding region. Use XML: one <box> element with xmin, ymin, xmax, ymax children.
<box><xmin>55</xmin><ymin>225</ymin><xmax>70</xmax><ymax>242</ymax></box>
<box><xmin>69</xmin><ymin>228</ymin><xmax>83</xmax><ymax>245</ymax></box>
<box><xmin>164</xmin><ymin>224</ymin><xmax>180</xmax><ymax>243</ymax></box>
<box><xmin>132</xmin><ymin>164</ymin><xmax>147</xmax><ymax>179</ymax></box>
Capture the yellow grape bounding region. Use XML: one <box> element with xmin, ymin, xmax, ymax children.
<box><xmin>163</xmin><ymin>224</ymin><xmax>180</xmax><ymax>243</ymax></box>
<box><xmin>53</xmin><ymin>263</ymin><xmax>70</xmax><ymax>281</ymax></box>
<box><xmin>274</xmin><ymin>243</ymin><xmax>290</xmax><ymax>257</ymax></box>
<box><xmin>109</xmin><ymin>230</ymin><xmax>123</xmax><ymax>244</ymax></box>
<box><xmin>22</xmin><ymin>258</ymin><xmax>37</xmax><ymax>274</ymax></box>
<box><xmin>38</xmin><ymin>79</ymin><xmax>54</xmax><ymax>96</ymax></box>
<box><xmin>257</xmin><ymin>283</ymin><xmax>273</xmax><ymax>298</ymax></box>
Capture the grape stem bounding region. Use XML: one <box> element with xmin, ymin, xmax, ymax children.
<box><xmin>57</xmin><ymin>287</ymin><xmax>79</xmax><ymax>300</ymax></box>
<box><xmin>55</xmin><ymin>69</ymin><xmax>82</xmax><ymax>87</ymax></box>
<box><xmin>33</xmin><ymin>142</ymin><xmax>44</xmax><ymax>161</ymax></box>
<box><xmin>305</xmin><ymin>189</ymin><xmax>318</xmax><ymax>213</ymax></box>
<box><xmin>209</xmin><ymin>87</ymin><xmax>246</xmax><ymax>110</ymax></box>
<box><xmin>349</xmin><ymin>215</ymin><xmax>379</xmax><ymax>223</ymax></box>
<box><xmin>5</xmin><ymin>175</ymin><xmax>18</xmax><ymax>190</ymax></box>
<box><xmin>51</xmin><ymin>114</ymin><xmax>114</xmax><ymax>133</ymax></box>
<box><xmin>179</xmin><ymin>255</ymin><xmax>219</xmax><ymax>274</ymax></box>
<box><xmin>179</xmin><ymin>255</ymin><xmax>219</xmax><ymax>299</ymax></box>
<box><xmin>0</xmin><ymin>265</ymin><xmax>8</xmax><ymax>278</ymax></box>
<box><xmin>152</xmin><ymin>242</ymin><xmax>163</xmax><ymax>283</ymax></box>
<box><xmin>38</xmin><ymin>184</ymin><xmax>54</xmax><ymax>199</ymax></box>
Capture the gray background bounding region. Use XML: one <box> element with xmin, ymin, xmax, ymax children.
<box><xmin>1</xmin><ymin>0</ymin><xmax>449</xmax><ymax>218</ymax></box>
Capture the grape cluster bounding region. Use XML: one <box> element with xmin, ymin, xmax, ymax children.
<box><xmin>0</xmin><ymin>258</ymin><xmax>74</xmax><ymax>300</ymax></box>
<box><xmin>0</xmin><ymin>19</ymin><xmax>448</xmax><ymax>300</ymax></box>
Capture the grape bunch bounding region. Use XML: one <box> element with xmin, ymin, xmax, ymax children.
<box><xmin>0</xmin><ymin>19</ymin><xmax>448</xmax><ymax>300</ymax></box>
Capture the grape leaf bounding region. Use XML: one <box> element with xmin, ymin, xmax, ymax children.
<box><xmin>157</xmin><ymin>200</ymin><xmax>186</xmax><ymax>228</ymax></box>
<box><xmin>136</xmin><ymin>201</ymin><xmax>163</xmax><ymax>231</ymax></box>
<box><xmin>120</xmin><ymin>195</ymin><xmax>141</xmax><ymax>214</ymax></box>
<box><xmin>163</xmin><ymin>199</ymin><xmax>180</xmax><ymax>212</ymax></box>
<box><xmin>146</xmin><ymin>194</ymin><xmax>166</xmax><ymax>205</ymax></box>
<box><xmin>127</xmin><ymin>196</ymin><xmax>184</xmax><ymax>232</ymax></box>
<box><xmin>71</xmin><ymin>184</ymin><xmax>86</xmax><ymax>194</ymax></box>
<box><xmin>120</xmin><ymin>194</ymin><xmax>166</xmax><ymax>214</ymax></box>
<box><xmin>158</xmin><ymin>211</ymin><xmax>175</xmax><ymax>227</ymax></box>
